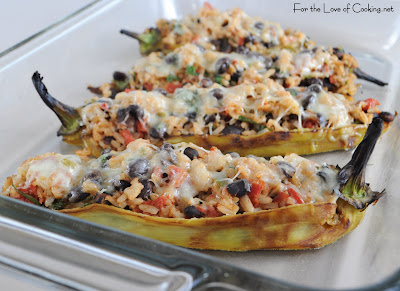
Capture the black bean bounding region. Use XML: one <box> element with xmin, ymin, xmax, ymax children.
<box><xmin>266</xmin><ymin>113</ymin><xmax>273</xmax><ymax>121</ymax></box>
<box><xmin>103</xmin><ymin>136</ymin><xmax>115</xmax><ymax>145</ymax></box>
<box><xmin>101</xmin><ymin>149</ymin><xmax>111</xmax><ymax>155</ymax></box>
<box><xmin>237</xmin><ymin>45</ymin><xmax>249</xmax><ymax>54</ymax></box>
<box><xmin>211</xmin><ymin>38</ymin><xmax>232</xmax><ymax>53</ymax></box>
<box><xmin>379</xmin><ymin>111</ymin><xmax>395</xmax><ymax>122</ymax></box>
<box><xmin>161</xmin><ymin>143</ymin><xmax>174</xmax><ymax>150</ymax></box>
<box><xmin>277</xmin><ymin>161</ymin><xmax>296</xmax><ymax>178</ymax></box>
<box><xmin>204</xmin><ymin>114</ymin><xmax>216</xmax><ymax>124</ymax></box>
<box><xmin>184</xmin><ymin>147</ymin><xmax>199</xmax><ymax>160</ymax></box>
<box><xmin>254</xmin><ymin>22</ymin><xmax>264</xmax><ymax>30</ymax></box>
<box><xmin>308</xmin><ymin>83</ymin><xmax>323</xmax><ymax>93</ymax></box>
<box><xmin>230</xmin><ymin>70</ymin><xmax>242</xmax><ymax>83</ymax></box>
<box><xmin>264</xmin><ymin>56</ymin><xmax>273</xmax><ymax>69</ymax></box>
<box><xmin>322</xmin><ymin>77</ymin><xmax>336</xmax><ymax>91</ymax></box>
<box><xmin>100</xmin><ymin>154</ymin><xmax>112</xmax><ymax>167</ymax></box>
<box><xmin>117</xmin><ymin>108</ymin><xmax>127</xmax><ymax>123</ymax></box>
<box><xmin>317</xmin><ymin>113</ymin><xmax>326</xmax><ymax>127</ymax></box>
<box><xmin>162</xmin><ymin>173</ymin><xmax>168</xmax><ymax>178</ymax></box>
<box><xmin>159</xmin><ymin>144</ymin><xmax>177</xmax><ymax>166</ymax></box>
<box><xmin>114</xmin><ymin>180</ymin><xmax>131</xmax><ymax>191</ymax></box>
<box><xmin>221</xmin><ymin>124</ymin><xmax>244</xmax><ymax>135</ymax></box>
<box><xmin>127</xmin><ymin>158</ymin><xmax>150</xmax><ymax>178</ymax></box>
<box><xmin>186</xmin><ymin>111</ymin><xmax>197</xmax><ymax>119</ymax></box>
<box><xmin>165</xmin><ymin>54</ymin><xmax>178</xmax><ymax>65</ymax></box>
<box><xmin>272</xmin><ymin>56</ymin><xmax>279</xmax><ymax>63</ymax></box>
<box><xmin>227</xmin><ymin>179</ymin><xmax>251</xmax><ymax>197</ymax></box>
<box><xmin>216</xmin><ymin>57</ymin><xmax>231</xmax><ymax>74</ymax></box>
<box><xmin>184</xmin><ymin>205</ymin><xmax>205</xmax><ymax>218</ymax></box>
<box><xmin>113</xmin><ymin>71</ymin><xmax>127</xmax><ymax>82</ymax></box>
<box><xmin>200</xmin><ymin>78</ymin><xmax>213</xmax><ymax>88</ymax></box>
<box><xmin>67</xmin><ymin>188</ymin><xmax>90</xmax><ymax>203</ymax></box>
<box><xmin>149</xmin><ymin>128</ymin><xmax>161</xmax><ymax>139</ymax></box>
<box><xmin>210</xmin><ymin>88</ymin><xmax>224</xmax><ymax>100</ymax></box>
<box><xmin>153</xmin><ymin>88</ymin><xmax>168</xmax><ymax>96</ymax></box>
<box><xmin>93</xmin><ymin>193</ymin><xmax>111</xmax><ymax>204</ymax></box>
<box><xmin>300</xmin><ymin>78</ymin><xmax>323</xmax><ymax>87</ymax></box>
<box><xmin>302</xmin><ymin>94</ymin><xmax>316</xmax><ymax>110</ymax></box>
<box><xmin>127</xmin><ymin>104</ymin><xmax>144</xmax><ymax>120</ymax></box>
<box><xmin>332</xmin><ymin>47</ymin><xmax>344</xmax><ymax>60</ymax></box>
<box><xmin>262</xmin><ymin>41</ymin><xmax>275</xmax><ymax>48</ymax></box>
<box><xmin>317</xmin><ymin>171</ymin><xmax>328</xmax><ymax>182</ymax></box>
<box><xmin>83</xmin><ymin>170</ymin><xmax>102</xmax><ymax>183</ymax></box>
<box><xmin>244</xmin><ymin>34</ymin><xmax>256</xmax><ymax>44</ymax></box>
<box><xmin>138</xmin><ymin>178</ymin><xmax>153</xmax><ymax>201</ymax></box>
<box><xmin>289</xmin><ymin>114</ymin><xmax>298</xmax><ymax>121</ymax></box>
<box><xmin>88</xmin><ymin>86</ymin><xmax>102</xmax><ymax>95</ymax></box>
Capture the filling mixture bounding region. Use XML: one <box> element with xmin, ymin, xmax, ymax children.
<box><xmin>2</xmin><ymin>139</ymin><xmax>341</xmax><ymax>218</ymax></box>
<box><xmin>98</xmin><ymin>43</ymin><xmax>357</xmax><ymax>98</ymax></box>
<box><xmin>82</xmin><ymin>82</ymin><xmax>378</xmax><ymax>152</ymax></box>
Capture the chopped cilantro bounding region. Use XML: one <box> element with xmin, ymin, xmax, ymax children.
<box><xmin>238</xmin><ymin>116</ymin><xmax>266</xmax><ymax>132</ymax></box>
<box><xmin>167</xmin><ymin>74</ymin><xmax>180</xmax><ymax>83</ymax></box>
<box><xmin>214</xmin><ymin>74</ymin><xmax>223</xmax><ymax>84</ymax></box>
<box><xmin>186</xmin><ymin>65</ymin><xmax>199</xmax><ymax>76</ymax></box>
<box><xmin>50</xmin><ymin>199</ymin><xmax>66</xmax><ymax>210</ymax></box>
<box><xmin>287</xmin><ymin>88</ymin><xmax>298</xmax><ymax>96</ymax></box>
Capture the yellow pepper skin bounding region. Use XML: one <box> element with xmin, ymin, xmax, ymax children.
<box><xmin>61</xmin><ymin>199</ymin><xmax>364</xmax><ymax>251</ymax></box>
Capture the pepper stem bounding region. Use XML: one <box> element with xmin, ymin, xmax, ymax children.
<box><xmin>120</xmin><ymin>28</ymin><xmax>162</xmax><ymax>55</ymax></box>
<box><xmin>353</xmin><ymin>67</ymin><xmax>388</xmax><ymax>87</ymax></box>
<box><xmin>338</xmin><ymin>116</ymin><xmax>385</xmax><ymax>209</ymax></box>
<box><xmin>32</xmin><ymin>72</ymin><xmax>82</xmax><ymax>136</ymax></box>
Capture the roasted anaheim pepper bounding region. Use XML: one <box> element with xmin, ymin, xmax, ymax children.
<box><xmin>33</xmin><ymin>72</ymin><xmax>394</xmax><ymax>158</ymax></box>
<box><xmin>1</xmin><ymin>117</ymin><xmax>385</xmax><ymax>250</ymax></box>
<box><xmin>118</xmin><ymin>4</ymin><xmax>387</xmax><ymax>94</ymax></box>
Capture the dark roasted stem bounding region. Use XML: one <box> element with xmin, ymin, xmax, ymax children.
<box><xmin>32</xmin><ymin>71</ymin><xmax>82</xmax><ymax>136</ymax></box>
<box><xmin>354</xmin><ymin>67</ymin><xmax>388</xmax><ymax>86</ymax></box>
<box><xmin>120</xmin><ymin>28</ymin><xmax>162</xmax><ymax>55</ymax></box>
<box><xmin>338</xmin><ymin>116</ymin><xmax>385</xmax><ymax>209</ymax></box>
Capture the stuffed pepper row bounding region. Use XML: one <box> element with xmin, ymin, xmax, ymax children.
<box><xmin>1</xmin><ymin>117</ymin><xmax>385</xmax><ymax>250</ymax></box>
<box><xmin>33</xmin><ymin>72</ymin><xmax>394</xmax><ymax>158</ymax></box>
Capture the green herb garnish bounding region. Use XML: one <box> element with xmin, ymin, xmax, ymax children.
<box><xmin>238</xmin><ymin>116</ymin><xmax>266</xmax><ymax>132</ymax></box>
<box><xmin>12</xmin><ymin>184</ymin><xmax>40</xmax><ymax>205</ymax></box>
<box><xmin>216</xmin><ymin>180</ymin><xmax>229</xmax><ymax>187</ymax></box>
<box><xmin>186</xmin><ymin>65</ymin><xmax>199</xmax><ymax>76</ymax></box>
<box><xmin>167</xmin><ymin>74</ymin><xmax>180</xmax><ymax>83</ymax></box>
<box><xmin>287</xmin><ymin>88</ymin><xmax>298</xmax><ymax>97</ymax></box>
<box><xmin>50</xmin><ymin>199</ymin><xmax>66</xmax><ymax>210</ymax></box>
<box><xmin>214</xmin><ymin>74</ymin><xmax>223</xmax><ymax>85</ymax></box>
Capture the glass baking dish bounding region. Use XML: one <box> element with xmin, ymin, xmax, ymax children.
<box><xmin>0</xmin><ymin>0</ymin><xmax>399</xmax><ymax>289</ymax></box>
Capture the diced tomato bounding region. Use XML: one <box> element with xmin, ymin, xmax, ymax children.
<box><xmin>204</xmin><ymin>2</ymin><xmax>214</xmax><ymax>10</ymax></box>
<box><xmin>168</xmin><ymin>165</ymin><xmax>188</xmax><ymax>187</ymax></box>
<box><xmin>273</xmin><ymin>191</ymin><xmax>289</xmax><ymax>204</ymax></box>
<box><xmin>165</xmin><ymin>83</ymin><xmax>182</xmax><ymax>93</ymax></box>
<box><xmin>287</xmin><ymin>188</ymin><xmax>304</xmax><ymax>204</ymax></box>
<box><xmin>17</xmin><ymin>184</ymin><xmax>39</xmax><ymax>204</ymax></box>
<box><xmin>302</xmin><ymin>118</ymin><xmax>318</xmax><ymax>129</ymax></box>
<box><xmin>119</xmin><ymin>130</ymin><xmax>134</xmax><ymax>145</ymax></box>
<box><xmin>232</xmin><ymin>60</ymin><xmax>237</xmax><ymax>65</ymax></box>
<box><xmin>238</xmin><ymin>37</ymin><xmax>245</xmax><ymax>46</ymax></box>
<box><xmin>143</xmin><ymin>82</ymin><xmax>154</xmax><ymax>91</ymax></box>
<box><xmin>152</xmin><ymin>167</ymin><xmax>163</xmax><ymax>178</ymax></box>
<box><xmin>192</xmin><ymin>34</ymin><xmax>200</xmax><ymax>43</ymax></box>
<box><xmin>136</xmin><ymin>120</ymin><xmax>148</xmax><ymax>136</ymax></box>
<box><xmin>199</xmin><ymin>206</ymin><xmax>222</xmax><ymax>217</ymax></box>
<box><xmin>100</xmin><ymin>102</ymin><xmax>109</xmax><ymax>110</ymax></box>
<box><xmin>125</xmin><ymin>88</ymin><xmax>135</xmax><ymax>93</ymax></box>
<box><xmin>143</xmin><ymin>195</ymin><xmax>168</xmax><ymax>209</ymax></box>
<box><xmin>195</xmin><ymin>66</ymin><xmax>202</xmax><ymax>74</ymax></box>
<box><xmin>248</xmin><ymin>180</ymin><xmax>266</xmax><ymax>208</ymax></box>
<box><xmin>329</xmin><ymin>75</ymin><xmax>336</xmax><ymax>85</ymax></box>
<box><xmin>362</xmin><ymin>98</ymin><xmax>380</xmax><ymax>111</ymax></box>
